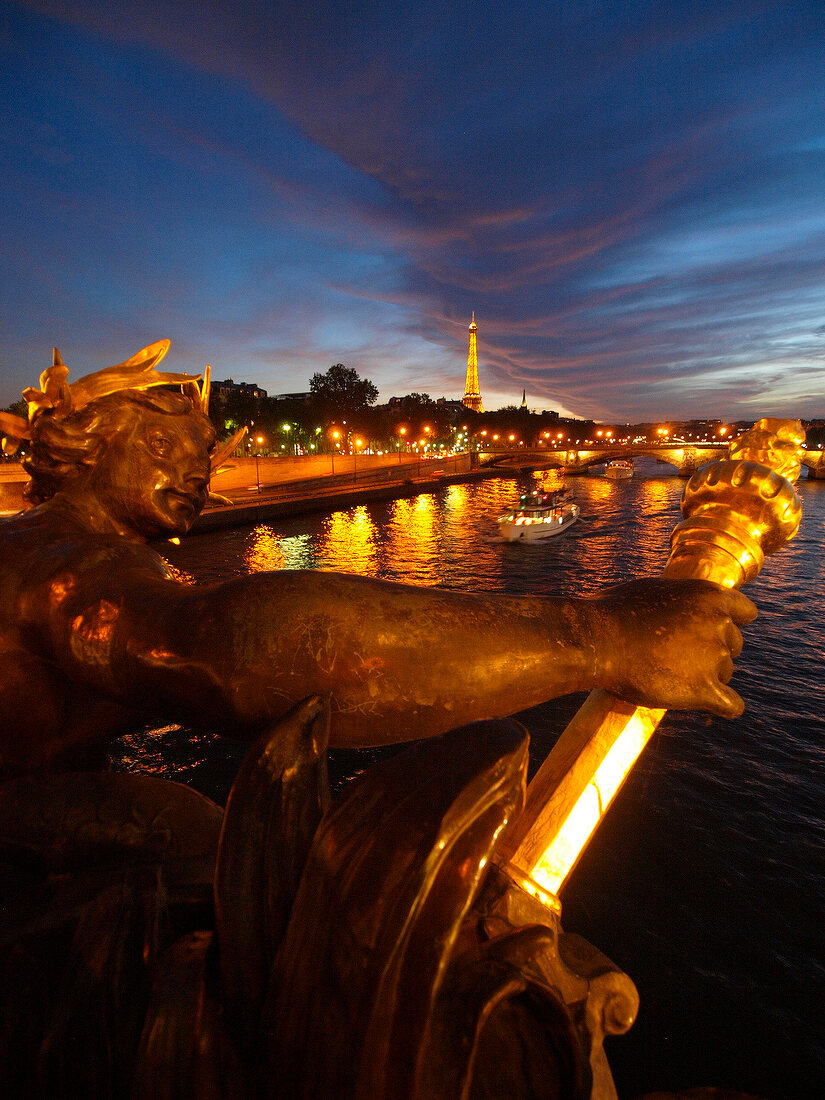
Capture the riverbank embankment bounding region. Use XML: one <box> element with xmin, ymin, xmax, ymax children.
<box><xmin>193</xmin><ymin>451</ymin><xmax>503</xmax><ymax>533</ymax></box>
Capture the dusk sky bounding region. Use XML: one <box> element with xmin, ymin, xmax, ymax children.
<box><xmin>3</xmin><ymin>1</ymin><xmax>825</xmax><ymax>422</ymax></box>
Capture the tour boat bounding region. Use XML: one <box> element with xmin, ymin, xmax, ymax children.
<box><xmin>605</xmin><ymin>459</ymin><xmax>633</xmax><ymax>479</ymax></box>
<box><xmin>498</xmin><ymin>482</ymin><xmax>580</xmax><ymax>542</ymax></box>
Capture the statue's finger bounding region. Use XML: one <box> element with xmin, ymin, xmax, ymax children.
<box><xmin>704</xmin><ymin>681</ymin><xmax>745</xmax><ymax>719</ymax></box>
<box><xmin>717</xmin><ymin>653</ymin><xmax>734</xmax><ymax>685</ymax></box>
<box><xmin>724</xmin><ymin>620</ymin><xmax>744</xmax><ymax>658</ymax></box>
<box><xmin>724</xmin><ymin>589</ymin><xmax>758</xmax><ymax>624</ymax></box>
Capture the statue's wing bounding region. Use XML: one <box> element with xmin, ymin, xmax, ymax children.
<box><xmin>213</xmin><ymin>696</ymin><xmax>331</xmax><ymax>1039</ymax></box>
<box><xmin>261</xmin><ymin>718</ymin><xmax>529</xmax><ymax>1099</ymax></box>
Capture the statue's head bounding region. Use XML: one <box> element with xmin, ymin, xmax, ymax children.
<box><xmin>25</xmin><ymin>387</ymin><xmax>217</xmax><ymax>538</ymax></box>
<box><xmin>0</xmin><ymin>341</ymin><xmax>241</xmax><ymax>540</ymax></box>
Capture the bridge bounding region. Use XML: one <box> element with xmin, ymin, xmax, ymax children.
<box><xmin>479</xmin><ymin>442</ymin><xmax>825</xmax><ymax>478</ymax></box>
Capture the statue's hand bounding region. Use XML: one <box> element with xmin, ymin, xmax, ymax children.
<box><xmin>592</xmin><ymin>578</ymin><xmax>757</xmax><ymax>718</ymax></box>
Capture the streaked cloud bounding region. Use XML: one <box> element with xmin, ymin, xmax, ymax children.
<box><xmin>3</xmin><ymin>1</ymin><xmax>825</xmax><ymax>421</ymax></box>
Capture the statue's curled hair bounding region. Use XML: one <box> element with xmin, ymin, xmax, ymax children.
<box><xmin>23</xmin><ymin>388</ymin><xmax>215</xmax><ymax>505</ymax></box>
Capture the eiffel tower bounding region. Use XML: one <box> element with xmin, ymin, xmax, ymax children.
<box><xmin>462</xmin><ymin>312</ymin><xmax>484</xmax><ymax>413</ymax></box>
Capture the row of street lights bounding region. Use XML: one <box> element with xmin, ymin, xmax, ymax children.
<box><xmin>240</xmin><ymin>419</ymin><xmax>735</xmax><ymax>469</ymax></box>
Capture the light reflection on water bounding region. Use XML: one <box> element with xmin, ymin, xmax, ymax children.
<box><xmin>134</xmin><ymin>464</ymin><xmax>825</xmax><ymax>1099</ymax></box>
<box><xmin>322</xmin><ymin>506</ymin><xmax>379</xmax><ymax>575</ymax></box>
<box><xmin>245</xmin><ymin>525</ymin><xmax>287</xmax><ymax>572</ymax></box>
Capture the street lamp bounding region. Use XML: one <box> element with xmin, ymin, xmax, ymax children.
<box><xmin>329</xmin><ymin>429</ymin><xmax>341</xmax><ymax>474</ymax></box>
<box><xmin>254</xmin><ymin>435</ymin><xmax>264</xmax><ymax>492</ymax></box>
<box><xmin>351</xmin><ymin>436</ymin><xmax>364</xmax><ymax>481</ymax></box>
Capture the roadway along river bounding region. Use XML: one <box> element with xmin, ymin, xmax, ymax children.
<box><xmin>113</xmin><ymin>458</ymin><xmax>825</xmax><ymax>1099</ymax></box>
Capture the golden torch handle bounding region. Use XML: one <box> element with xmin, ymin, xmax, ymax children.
<box><xmin>498</xmin><ymin>419</ymin><xmax>805</xmax><ymax>909</ymax></box>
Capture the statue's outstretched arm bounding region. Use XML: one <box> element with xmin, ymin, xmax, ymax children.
<box><xmin>50</xmin><ymin>559</ymin><xmax>755</xmax><ymax>748</ymax></box>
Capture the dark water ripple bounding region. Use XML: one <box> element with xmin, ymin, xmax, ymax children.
<box><xmin>112</xmin><ymin>461</ymin><xmax>825</xmax><ymax>1098</ymax></box>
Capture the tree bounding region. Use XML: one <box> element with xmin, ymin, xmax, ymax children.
<box><xmin>309</xmin><ymin>364</ymin><xmax>378</xmax><ymax>421</ymax></box>
<box><xmin>207</xmin><ymin>389</ymin><xmax>260</xmax><ymax>438</ymax></box>
<box><xmin>1</xmin><ymin>400</ymin><xmax>28</xmax><ymax>462</ymax></box>
<box><xmin>2</xmin><ymin>399</ymin><xmax>27</xmax><ymax>420</ymax></box>
<box><xmin>394</xmin><ymin>393</ymin><xmax>435</xmax><ymax>418</ymax></box>
<box><xmin>402</xmin><ymin>392</ymin><xmax>434</xmax><ymax>407</ymax></box>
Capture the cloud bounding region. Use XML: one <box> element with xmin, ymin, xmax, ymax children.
<box><xmin>4</xmin><ymin>1</ymin><xmax>825</xmax><ymax>420</ymax></box>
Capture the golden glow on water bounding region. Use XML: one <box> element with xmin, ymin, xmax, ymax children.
<box><xmin>162</xmin><ymin>561</ymin><xmax>197</xmax><ymax>585</ymax></box>
<box><xmin>585</xmin><ymin>477</ymin><xmax>614</xmax><ymax>505</ymax></box>
<box><xmin>638</xmin><ymin>477</ymin><xmax>671</xmax><ymax>510</ymax></box>
<box><xmin>443</xmin><ymin>483</ymin><xmax>471</xmax><ymax>513</ymax></box>
<box><xmin>388</xmin><ymin>495</ymin><xmax>436</xmax><ymax>557</ymax></box>
<box><xmin>569</xmin><ymin>470</ymin><xmax>685</xmax><ymax>592</ymax></box>
<box><xmin>244</xmin><ymin>525</ymin><xmax>287</xmax><ymax>572</ymax></box>
<box><xmin>631</xmin><ymin>478</ymin><xmax>680</xmax><ymax>575</ymax></box>
<box><xmin>320</xmin><ymin>506</ymin><xmax>378</xmax><ymax>575</ymax></box>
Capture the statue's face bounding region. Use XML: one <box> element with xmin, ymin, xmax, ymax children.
<box><xmin>88</xmin><ymin>405</ymin><xmax>215</xmax><ymax>539</ymax></box>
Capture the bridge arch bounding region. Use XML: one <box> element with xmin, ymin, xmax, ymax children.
<box><xmin>479</xmin><ymin>443</ymin><xmax>825</xmax><ymax>479</ymax></box>
<box><xmin>479</xmin><ymin>443</ymin><xmax>726</xmax><ymax>477</ymax></box>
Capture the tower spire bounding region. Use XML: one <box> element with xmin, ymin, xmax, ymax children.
<box><xmin>462</xmin><ymin>313</ymin><xmax>484</xmax><ymax>413</ymax></box>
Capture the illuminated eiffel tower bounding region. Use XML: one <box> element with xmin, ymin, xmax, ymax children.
<box><xmin>462</xmin><ymin>312</ymin><xmax>484</xmax><ymax>413</ymax></box>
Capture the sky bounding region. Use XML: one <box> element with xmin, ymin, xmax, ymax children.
<box><xmin>2</xmin><ymin>1</ymin><xmax>825</xmax><ymax>422</ymax></box>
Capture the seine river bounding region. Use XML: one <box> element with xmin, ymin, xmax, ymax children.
<box><xmin>115</xmin><ymin>460</ymin><xmax>825</xmax><ymax>1099</ymax></box>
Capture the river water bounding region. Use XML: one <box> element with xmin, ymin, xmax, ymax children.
<box><xmin>113</xmin><ymin>461</ymin><xmax>825</xmax><ymax>1099</ymax></box>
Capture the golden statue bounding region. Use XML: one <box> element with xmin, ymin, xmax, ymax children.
<box><xmin>0</xmin><ymin>342</ymin><xmax>803</xmax><ymax>1098</ymax></box>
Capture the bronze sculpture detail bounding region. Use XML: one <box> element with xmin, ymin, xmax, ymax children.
<box><xmin>0</xmin><ymin>343</ymin><xmax>801</xmax><ymax>1097</ymax></box>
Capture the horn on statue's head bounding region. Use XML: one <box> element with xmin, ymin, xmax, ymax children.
<box><xmin>200</xmin><ymin>364</ymin><xmax>211</xmax><ymax>416</ymax></box>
